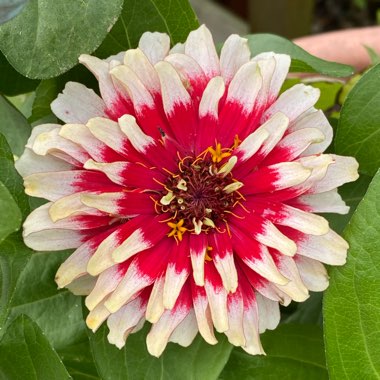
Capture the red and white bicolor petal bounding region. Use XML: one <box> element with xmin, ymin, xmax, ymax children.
<box><xmin>16</xmin><ymin>24</ymin><xmax>359</xmax><ymax>358</ymax></box>
<box><xmin>146</xmin><ymin>283</ymin><xmax>193</xmax><ymax>357</ymax></box>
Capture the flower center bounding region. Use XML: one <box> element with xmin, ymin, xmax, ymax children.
<box><xmin>157</xmin><ymin>144</ymin><xmax>244</xmax><ymax>241</ymax></box>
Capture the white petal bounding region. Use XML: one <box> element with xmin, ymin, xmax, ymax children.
<box><xmin>278</xmin><ymin>205</ymin><xmax>330</xmax><ymax>235</ymax></box>
<box><xmin>276</xmin><ymin>256</ymin><xmax>309</xmax><ymax>302</ymax></box>
<box><xmin>23</xmin><ymin>228</ymin><xmax>83</xmax><ymax>251</ymax></box>
<box><xmin>295</xmin><ymin>255</ymin><xmax>329</xmax><ymax>291</ymax></box>
<box><xmin>214</xmin><ymin>252</ymin><xmax>238</xmax><ymax>293</ymax></box>
<box><xmin>107</xmin><ymin>297</ymin><xmax>146</xmax><ymax>348</ymax></box>
<box><xmin>55</xmin><ymin>240</ymin><xmax>94</xmax><ymax>288</ymax></box>
<box><xmin>241</xmin><ymin>245</ymin><xmax>289</xmax><ymax>285</ymax></box>
<box><xmin>163</xmin><ymin>265</ymin><xmax>189</xmax><ymax>310</ymax></box>
<box><xmin>111</xmin><ymin>228</ymin><xmax>152</xmax><ymax>264</ymax></box>
<box><xmin>138</xmin><ymin>31</ymin><xmax>170</xmax><ymax>64</ymax></box>
<box><xmin>184</xmin><ymin>24</ymin><xmax>220</xmax><ymax>78</ymax></box>
<box><xmin>242</xmin><ymin>302</ymin><xmax>265</xmax><ymax>355</ymax></box>
<box><xmin>111</xmin><ymin>65</ymin><xmax>155</xmax><ymax>110</ymax></box>
<box><xmin>199</xmin><ymin>76</ymin><xmax>225</xmax><ymax>118</ymax></box>
<box><xmin>190</xmin><ymin>242</ymin><xmax>206</xmax><ymax>286</ymax></box>
<box><xmin>15</xmin><ymin>148</ymin><xmax>72</xmax><ymax>177</ymax></box>
<box><xmin>49</xmin><ymin>193</ymin><xmax>96</xmax><ymax>222</ymax></box>
<box><xmin>32</xmin><ymin>127</ymin><xmax>89</xmax><ymax>164</ymax></box>
<box><xmin>146</xmin><ymin>307</ymin><xmax>189</xmax><ymax>357</ymax></box>
<box><xmin>255</xmin><ymin>292</ymin><xmax>280</xmax><ymax>333</ymax></box>
<box><xmin>86</xmin><ymin>300</ymin><xmax>111</xmax><ymax>332</ymax></box>
<box><xmin>85</xmin><ymin>267</ymin><xmax>122</xmax><ymax>310</ymax></box>
<box><xmin>256</xmin><ymin>221</ymin><xmax>297</xmax><ymax>256</ymax></box>
<box><xmin>145</xmin><ymin>275</ymin><xmax>165</xmax><ymax>323</ymax></box>
<box><xmin>155</xmin><ymin>60</ymin><xmax>192</xmax><ymax>115</ymax></box>
<box><xmin>118</xmin><ymin>114</ymin><xmax>154</xmax><ymax>153</ymax></box>
<box><xmin>290</xmin><ymin>109</ymin><xmax>333</xmax><ymax>155</ymax></box>
<box><xmin>123</xmin><ymin>48</ymin><xmax>160</xmax><ymax>93</ymax></box>
<box><xmin>255</xmin><ymin>281</ymin><xmax>291</xmax><ymax>306</ymax></box>
<box><xmin>170</xmin><ymin>42</ymin><xmax>185</xmax><ymax>54</ymax></box>
<box><xmin>204</xmin><ymin>281</ymin><xmax>228</xmax><ymax>332</ymax></box>
<box><xmin>105</xmin><ymin>267</ymin><xmax>152</xmax><ymax>313</ymax></box>
<box><xmin>252</xmin><ymin>53</ymin><xmax>291</xmax><ymax>102</ymax></box>
<box><xmin>192</xmin><ymin>290</ymin><xmax>218</xmax><ymax>344</ymax></box>
<box><xmin>237</xmin><ymin>112</ymin><xmax>288</xmax><ymax>161</ymax></box>
<box><xmin>253</xmin><ymin>57</ymin><xmax>276</xmax><ymax>107</ymax></box>
<box><xmin>87</xmin><ymin>229</ymin><xmax>121</xmax><ymax>276</ymax></box>
<box><xmin>256</xmin><ymin>112</ymin><xmax>290</xmax><ymax>158</ymax></box>
<box><xmin>264</xmin><ymin>84</ymin><xmax>320</xmax><ymax>123</ymax></box>
<box><xmin>226</xmin><ymin>61</ymin><xmax>262</xmax><ymax>114</ymax></box>
<box><xmin>51</xmin><ymin>82</ymin><xmax>106</xmax><ymax>124</ymax></box>
<box><xmin>297</xmin><ymin>229</ymin><xmax>348</xmax><ymax>265</ymax></box>
<box><xmin>79</xmin><ymin>54</ymin><xmax>125</xmax><ymax>109</ymax></box>
<box><xmin>225</xmin><ymin>295</ymin><xmax>245</xmax><ymax>346</ymax></box>
<box><xmin>169</xmin><ymin>309</ymin><xmax>198</xmax><ymax>347</ymax></box>
<box><xmin>24</xmin><ymin>171</ymin><xmax>84</xmax><ymax>201</ymax></box>
<box><xmin>275</xmin><ymin>127</ymin><xmax>325</xmax><ymax>159</ymax></box>
<box><xmin>23</xmin><ymin>202</ymin><xmax>97</xmax><ymax>237</ymax></box>
<box><xmin>271</xmin><ymin>162</ymin><xmax>312</xmax><ymax>190</ymax></box>
<box><xmin>310</xmin><ymin>155</ymin><xmax>359</xmax><ymax>194</ymax></box>
<box><xmin>297</xmin><ymin>189</ymin><xmax>349</xmax><ymax>214</ymax></box>
<box><xmin>165</xmin><ymin>53</ymin><xmax>207</xmax><ymax>90</ymax></box>
<box><xmin>87</xmin><ymin>117</ymin><xmax>127</xmax><ymax>155</ymax></box>
<box><xmin>220</xmin><ymin>34</ymin><xmax>250</xmax><ymax>83</ymax></box>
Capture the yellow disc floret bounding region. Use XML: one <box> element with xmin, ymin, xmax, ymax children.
<box><xmin>167</xmin><ymin>219</ymin><xmax>187</xmax><ymax>241</ymax></box>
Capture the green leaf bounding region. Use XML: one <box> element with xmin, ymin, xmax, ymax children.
<box><xmin>335</xmin><ymin>64</ymin><xmax>380</xmax><ymax>176</ymax></box>
<box><xmin>0</xmin><ymin>182</ymin><xmax>21</xmax><ymax>244</ymax></box>
<box><xmin>364</xmin><ymin>45</ymin><xmax>380</xmax><ymax>66</ymax></box>
<box><xmin>0</xmin><ymin>51</ymin><xmax>39</xmax><ymax>96</ymax></box>
<box><xmin>220</xmin><ymin>324</ymin><xmax>328</xmax><ymax>380</ymax></box>
<box><xmin>29</xmin><ymin>78</ymin><xmax>60</xmax><ymax>123</ymax></box>
<box><xmin>246</xmin><ymin>34</ymin><xmax>354</xmax><ymax>77</ymax></box>
<box><xmin>89</xmin><ymin>324</ymin><xmax>232</xmax><ymax>380</ymax></box>
<box><xmin>282</xmin><ymin>292</ymin><xmax>323</xmax><ymax>325</ymax></box>
<box><xmin>7</xmin><ymin>92</ymin><xmax>35</xmax><ymax>119</ymax></box>
<box><xmin>0</xmin><ymin>134</ymin><xmax>29</xmax><ymax>217</ymax></box>
<box><xmin>0</xmin><ymin>95</ymin><xmax>30</xmax><ymax>156</ymax></box>
<box><xmin>323</xmin><ymin>170</ymin><xmax>380</xmax><ymax>379</ymax></box>
<box><xmin>310</xmin><ymin>81</ymin><xmax>343</xmax><ymax>111</ymax></box>
<box><xmin>96</xmin><ymin>0</ymin><xmax>199</xmax><ymax>58</ymax></box>
<box><xmin>58</xmin><ymin>338</ymin><xmax>100</xmax><ymax>380</ymax></box>
<box><xmin>5</xmin><ymin>249</ymin><xmax>86</xmax><ymax>350</ymax></box>
<box><xmin>0</xmin><ymin>0</ymin><xmax>124</xmax><ymax>79</ymax></box>
<box><xmin>0</xmin><ymin>233</ymin><xmax>32</xmax><ymax>334</ymax></box>
<box><xmin>0</xmin><ymin>314</ymin><xmax>70</xmax><ymax>380</ymax></box>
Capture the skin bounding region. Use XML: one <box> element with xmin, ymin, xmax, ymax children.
<box><xmin>293</xmin><ymin>26</ymin><xmax>380</xmax><ymax>71</ymax></box>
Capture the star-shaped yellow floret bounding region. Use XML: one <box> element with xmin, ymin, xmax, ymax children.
<box><xmin>208</xmin><ymin>143</ymin><xmax>231</xmax><ymax>163</ymax></box>
<box><xmin>167</xmin><ymin>219</ymin><xmax>187</xmax><ymax>241</ymax></box>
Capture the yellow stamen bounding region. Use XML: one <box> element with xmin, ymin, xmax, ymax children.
<box><xmin>208</xmin><ymin>142</ymin><xmax>231</xmax><ymax>163</ymax></box>
<box><xmin>205</xmin><ymin>246</ymin><xmax>213</xmax><ymax>261</ymax></box>
<box><xmin>233</xmin><ymin>134</ymin><xmax>241</xmax><ymax>149</ymax></box>
<box><xmin>167</xmin><ymin>219</ymin><xmax>187</xmax><ymax>241</ymax></box>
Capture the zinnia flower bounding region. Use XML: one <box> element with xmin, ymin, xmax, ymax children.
<box><xmin>16</xmin><ymin>25</ymin><xmax>359</xmax><ymax>357</ymax></box>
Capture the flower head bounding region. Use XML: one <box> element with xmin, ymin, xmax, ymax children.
<box><xmin>17</xmin><ymin>25</ymin><xmax>359</xmax><ymax>357</ymax></box>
